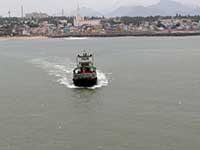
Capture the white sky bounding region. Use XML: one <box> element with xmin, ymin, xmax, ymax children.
<box><xmin>0</xmin><ymin>0</ymin><xmax>200</xmax><ymax>17</ymax></box>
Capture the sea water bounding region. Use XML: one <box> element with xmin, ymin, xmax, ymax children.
<box><xmin>0</xmin><ymin>36</ymin><xmax>200</xmax><ymax>150</ymax></box>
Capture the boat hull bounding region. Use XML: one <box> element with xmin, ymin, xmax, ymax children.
<box><xmin>73</xmin><ymin>78</ymin><xmax>97</xmax><ymax>87</ymax></box>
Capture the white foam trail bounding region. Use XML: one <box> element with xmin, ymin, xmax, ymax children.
<box><xmin>30</xmin><ymin>58</ymin><xmax>108</xmax><ymax>89</ymax></box>
<box><xmin>64</xmin><ymin>37</ymin><xmax>89</xmax><ymax>40</ymax></box>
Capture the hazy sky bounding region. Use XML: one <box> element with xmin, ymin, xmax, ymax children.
<box><xmin>0</xmin><ymin>0</ymin><xmax>200</xmax><ymax>16</ymax></box>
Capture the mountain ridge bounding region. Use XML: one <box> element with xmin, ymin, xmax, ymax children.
<box><xmin>107</xmin><ymin>0</ymin><xmax>200</xmax><ymax>17</ymax></box>
<box><xmin>65</xmin><ymin>0</ymin><xmax>200</xmax><ymax>17</ymax></box>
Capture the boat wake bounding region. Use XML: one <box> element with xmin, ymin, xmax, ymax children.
<box><xmin>30</xmin><ymin>58</ymin><xmax>108</xmax><ymax>89</ymax></box>
<box><xmin>64</xmin><ymin>37</ymin><xmax>89</xmax><ymax>40</ymax></box>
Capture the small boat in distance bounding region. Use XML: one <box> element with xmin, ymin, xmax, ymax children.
<box><xmin>73</xmin><ymin>52</ymin><xmax>97</xmax><ymax>87</ymax></box>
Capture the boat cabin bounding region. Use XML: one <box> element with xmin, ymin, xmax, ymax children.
<box><xmin>76</xmin><ymin>52</ymin><xmax>94</xmax><ymax>67</ymax></box>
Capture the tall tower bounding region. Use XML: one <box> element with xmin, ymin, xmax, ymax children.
<box><xmin>74</xmin><ymin>4</ymin><xmax>83</xmax><ymax>26</ymax></box>
<box><xmin>77</xmin><ymin>4</ymin><xmax>80</xmax><ymax>16</ymax></box>
<box><xmin>8</xmin><ymin>11</ymin><xmax>11</xmax><ymax>18</ymax></box>
<box><xmin>21</xmin><ymin>5</ymin><xmax>24</xmax><ymax>18</ymax></box>
<box><xmin>62</xmin><ymin>9</ymin><xmax>64</xmax><ymax>16</ymax></box>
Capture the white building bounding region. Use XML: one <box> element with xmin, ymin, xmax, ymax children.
<box><xmin>73</xmin><ymin>5</ymin><xmax>100</xmax><ymax>27</ymax></box>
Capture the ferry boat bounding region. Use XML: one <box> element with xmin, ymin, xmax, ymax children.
<box><xmin>73</xmin><ymin>52</ymin><xmax>97</xmax><ymax>87</ymax></box>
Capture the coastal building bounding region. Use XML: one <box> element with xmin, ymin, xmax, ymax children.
<box><xmin>73</xmin><ymin>5</ymin><xmax>100</xmax><ymax>27</ymax></box>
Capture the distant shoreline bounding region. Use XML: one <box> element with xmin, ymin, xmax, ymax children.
<box><xmin>49</xmin><ymin>32</ymin><xmax>200</xmax><ymax>38</ymax></box>
<box><xmin>1</xmin><ymin>32</ymin><xmax>200</xmax><ymax>40</ymax></box>
<box><xmin>0</xmin><ymin>36</ymin><xmax>48</xmax><ymax>41</ymax></box>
